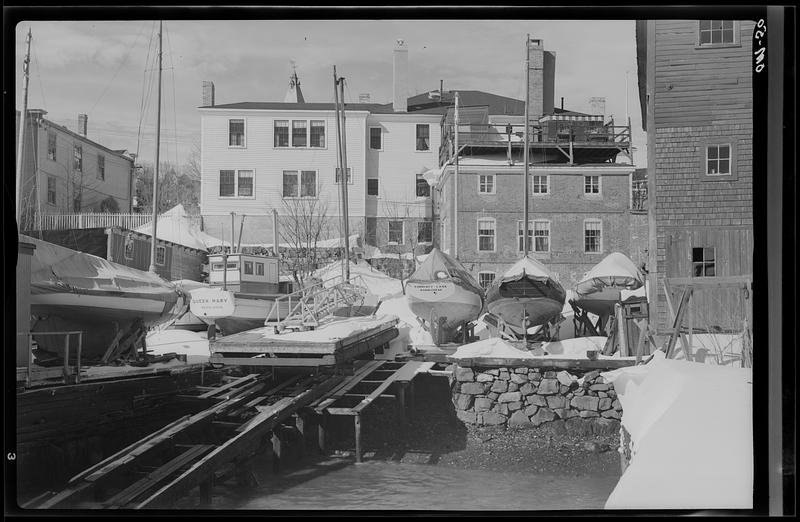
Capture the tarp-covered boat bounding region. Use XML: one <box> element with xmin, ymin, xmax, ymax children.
<box><xmin>404</xmin><ymin>248</ymin><xmax>484</xmax><ymax>345</ymax></box>
<box><xmin>573</xmin><ymin>252</ymin><xmax>644</xmax><ymax>316</ymax></box>
<box><xmin>484</xmin><ymin>256</ymin><xmax>566</xmax><ymax>338</ymax></box>
<box><xmin>26</xmin><ymin>235</ymin><xmax>183</xmax><ymax>358</ymax></box>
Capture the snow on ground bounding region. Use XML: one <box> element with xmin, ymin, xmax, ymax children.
<box><xmin>255</xmin><ymin>315</ymin><xmax>400</xmax><ymax>342</ymax></box>
<box><xmin>314</xmin><ymin>260</ymin><xmax>403</xmax><ymax>300</ymax></box>
<box><xmin>451</xmin><ymin>337</ymin><xmax>536</xmax><ymax>359</ymax></box>
<box><xmin>541</xmin><ymin>336</ymin><xmax>609</xmax><ymax>358</ymax></box>
<box><xmin>669</xmin><ymin>333</ymin><xmax>746</xmax><ymax>367</ymax></box>
<box><xmin>602</xmin><ymin>352</ymin><xmax>753</xmax><ymax>510</ymax></box>
<box><xmin>146</xmin><ymin>328</ymin><xmax>210</xmax><ymax>364</ymax></box>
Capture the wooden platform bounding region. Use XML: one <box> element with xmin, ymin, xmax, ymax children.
<box><xmin>208</xmin><ymin>316</ymin><xmax>400</xmax><ymax>367</ymax></box>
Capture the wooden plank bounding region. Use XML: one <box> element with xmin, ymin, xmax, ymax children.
<box><xmin>208</xmin><ymin>356</ymin><xmax>337</xmax><ymax>368</ymax></box>
<box><xmin>135</xmin><ymin>374</ymin><xmax>343</xmax><ymax>508</ymax></box>
<box><xmin>665</xmin><ymin>288</ymin><xmax>692</xmax><ymax>359</ymax></box>
<box><xmin>448</xmin><ymin>357</ymin><xmax>639</xmax><ymax>370</ymax></box>
<box><xmin>325</xmin><ymin>407</ymin><xmax>357</xmax><ymax>416</ymax></box>
<box><xmin>198</xmin><ymin>374</ymin><xmax>259</xmax><ymax>399</ymax></box>
<box><xmin>312</xmin><ymin>360</ymin><xmax>386</xmax><ymax>412</ymax></box>
<box><xmin>666</xmin><ymin>276</ymin><xmax>752</xmax><ymax>288</ymax></box>
<box><xmin>349</xmin><ymin>363</ymin><xmax>422</xmax><ymax>414</ymax></box>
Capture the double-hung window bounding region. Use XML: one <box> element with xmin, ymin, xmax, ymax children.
<box><xmin>477</xmin><ymin>218</ymin><xmax>496</xmax><ymax>252</ymax></box>
<box><xmin>370</xmin><ymin>127</ymin><xmax>382</xmax><ymax>150</ymax></box>
<box><xmin>219</xmin><ymin>169</ymin><xmax>254</xmax><ymax>197</ymax></box>
<box><xmin>310</xmin><ymin>120</ymin><xmax>325</xmax><ymax>147</ymax></box>
<box><xmin>517</xmin><ymin>220</ymin><xmax>533</xmax><ymax>252</ymax></box>
<box><xmin>292</xmin><ymin>121</ymin><xmax>308</xmax><ymax>147</ymax></box>
<box><xmin>416</xmin><ymin>174</ymin><xmax>430</xmax><ymax>197</ymax></box>
<box><xmin>533</xmin><ymin>220</ymin><xmax>550</xmax><ymax>253</ymax></box>
<box><xmin>584</xmin><ymin>220</ymin><xmax>602</xmax><ymax>253</ymax></box>
<box><xmin>47</xmin><ymin>176</ymin><xmax>57</xmax><ymax>205</ymax></box>
<box><xmin>478</xmin><ymin>272</ymin><xmax>496</xmax><ymax>290</ymax></box>
<box><xmin>229</xmin><ymin>119</ymin><xmax>245</xmax><ymax>147</ymax></box>
<box><xmin>274</xmin><ymin>120</ymin><xmax>289</xmax><ymax>147</ymax></box>
<box><xmin>388</xmin><ymin>221</ymin><xmax>404</xmax><ymax>244</ymax></box>
<box><xmin>73</xmin><ymin>144</ymin><xmax>83</xmax><ymax>172</ymax></box>
<box><xmin>532</xmin><ymin>175</ymin><xmax>549</xmax><ymax>195</ymax></box>
<box><xmin>97</xmin><ymin>155</ymin><xmax>105</xmax><ymax>181</ymax></box>
<box><xmin>367</xmin><ymin>178</ymin><xmax>379</xmax><ymax>196</ymax></box>
<box><xmin>417</xmin><ymin>221</ymin><xmax>433</xmax><ymax>244</ymax></box>
<box><xmin>335</xmin><ymin>167</ymin><xmax>352</xmax><ymax>184</ymax></box>
<box><xmin>282</xmin><ymin>170</ymin><xmax>317</xmax><ymax>198</ymax></box>
<box><xmin>47</xmin><ymin>132</ymin><xmax>56</xmax><ymax>161</ymax></box>
<box><xmin>584</xmin><ymin>175</ymin><xmax>600</xmax><ymax>195</ymax></box>
<box><xmin>479</xmin><ymin>174</ymin><xmax>495</xmax><ymax>194</ymax></box>
<box><xmin>415</xmin><ymin>124</ymin><xmax>430</xmax><ymax>151</ymax></box>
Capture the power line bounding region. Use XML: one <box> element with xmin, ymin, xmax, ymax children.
<box><xmin>136</xmin><ymin>22</ymin><xmax>157</xmax><ymax>161</ymax></box>
<box><xmin>31</xmin><ymin>38</ymin><xmax>48</xmax><ymax>112</ymax></box>
<box><xmin>89</xmin><ymin>21</ymin><xmax>148</xmax><ymax>116</ymax></box>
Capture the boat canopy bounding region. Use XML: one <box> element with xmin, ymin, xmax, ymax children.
<box><xmin>574</xmin><ymin>252</ymin><xmax>644</xmax><ymax>296</ymax></box>
<box><xmin>407</xmin><ymin>248</ymin><xmax>484</xmax><ymax>296</ymax></box>
<box><xmin>25</xmin><ymin>235</ymin><xmax>179</xmax><ymax>296</ymax></box>
<box><xmin>497</xmin><ymin>255</ymin><xmax>559</xmax><ymax>284</ymax></box>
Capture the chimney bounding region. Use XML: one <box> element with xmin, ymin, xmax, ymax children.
<box><xmin>589</xmin><ymin>96</ymin><xmax>606</xmax><ymax>118</ymax></box>
<box><xmin>202</xmin><ymin>81</ymin><xmax>215</xmax><ymax>107</ymax></box>
<box><xmin>78</xmin><ymin>114</ymin><xmax>88</xmax><ymax>136</ymax></box>
<box><xmin>527</xmin><ymin>38</ymin><xmax>556</xmax><ymax>119</ymax></box>
<box><xmin>393</xmin><ymin>39</ymin><xmax>408</xmax><ymax>112</ymax></box>
<box><xmin>359</xmin><ymin>93</ymin><xmax>371</xmax><ymax>103</ymax></box>
<box><xmin>561</xmin><ymin>97</ymin><xmax>564</xmax><ymax>110</ymax></box>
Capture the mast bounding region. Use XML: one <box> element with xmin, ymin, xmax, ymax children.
<box><xmin>523</xmin><ymin>34</ymin><xmax>531</xmax><ymax>257</ymax></box>
<box><xmin>148</xmin><ymin>21</ymin><xmax>163</xmax><ymax>273</ymax></box>
<box><xmin>16</xmin><ymin>28</ymin><xmax>31</xmax><ymax>225</ymax></box>
<box><xmin>333</xmin><ymin>66</ymin><xmax>350</xmax><ymax>281</ymax></box>
<box><xmin>453</xmin><ymin>91</ymin><xmax>459</xmax><ymax>259</ymax></box>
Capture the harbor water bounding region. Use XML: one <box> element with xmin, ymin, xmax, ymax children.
<box><xmin>213</xmin><ymin>459</ymin><xmax>619</xmax><ymax>511</ymax></box>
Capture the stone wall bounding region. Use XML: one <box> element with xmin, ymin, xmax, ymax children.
<box><xmin>449</xmin><ymin>364</ymin><xmax>622</xmax><ymax>436</ymax></box>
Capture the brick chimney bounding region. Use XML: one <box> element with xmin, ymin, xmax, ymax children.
<box><xmin>527</xmin><ymin>38</ymin><xmax>556</xmax><ymax>119</ymax></box>
<box><xmin>589</xmin><ymin>96</ymin><xmax>606</xmax><ymax>118</ymax></box>
<box><xmin>78</xmin><ymin>114</ymin><xmax>88</xmax><ymax>136</ymax></box>
<box><xmin>202</xmin><ymin>80</ymin><xmax>215</xmax><ymax>107</ymax></box>
<box><xmin>393</xmin><ymin>39</ymin><xmax>408</xmax><ymax>112</ymax></box>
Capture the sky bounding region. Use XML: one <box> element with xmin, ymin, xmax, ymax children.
<box><xmin>14</xmin><ymin>17</ymin><xmax>646</xmax><ymax>168</ymax></box>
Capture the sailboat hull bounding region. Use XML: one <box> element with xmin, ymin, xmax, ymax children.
<box><xmin>405</xmin><ymin>280</ymin><xmax>483</xmax><ymax>336</ymax></box>
<box><xmin>485</xmin><ymin>272</ymin><xmax>566</xmax><ymax>335</ymax></box>
<box><xmin>573</xmin><ymin>287</ymin><xmax>622</xmax><ymax>317</ymax></box>
<box><xmin>196</xmin><ymin>293</ymin><xmax>293</xmax><ymax>336</ymax></box>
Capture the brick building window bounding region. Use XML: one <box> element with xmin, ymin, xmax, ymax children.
<box><xmin>47</xmin><ymin>176</ymin><xmax>57</xmax><ymax>205</ymax></box>
<box><xmin>584</xmin><ymin>175</ymin><xmax>600</xmax><ymax>195</ymax></box>
<box><xmin>706</xmin><ymin>144</ymin><xmax>731</xmax><ymax>175</ymax></box>
<box><xmin>478</xmin><ymin>174</ymin><xmax>495</xmax><ymax>194</ymax></box>
<box><xmin>532</xmin><ymin>175</ymin><xmax>549</xmax><ymax>194</ymax></box>
<box><xmin>699</xmin><ymin>20</ymin><xmax>735</xmax><ymax>46</ymax></box>
<box><xmin>229</xmin><ymin>119</ymin><xmax>245</xmax><ymax>147</ymax></box>
<box><xmin>47</xmin><ymin>131</ymin><xmax>56</xmax><ymax>160</ymax></box>
<box><xmin>310</xmin><ymin>120</ymin><xmax>325</xmax><ymax>148</ymax></box>
<box><xmin>533</xmin><ymin>220</ymin><xmax>550</xmax><ymax>253</ymax></box>
<box><xmin>415</xmin><ymin>124</ymin><xmax>430</xmax><ymax>151</ymax></box>
<box><xmin>478</xmin><ymin>271</ymin><xmax>496</xmax><ymax>290</ymax></box>
<box><xmin>416</xmin><ymin>175</ymin><xmax>430</xmax><ymax>197</ymax></box>
<box><xmin>282</xmin><ymin>170</ymin><xmax>317</xmax><ymax>198</ymax></box>
<box><xmin>477</xmin><ymin>218</ymin><xmax>496</xmax><ymax>252</ymax></box>
<box><xmin>97</xmin><ymin>155</ymin><xmax>105</xmax><ymax>180</ymax></box>
<box><xmin>388</xmin><ymin>220</ymin><xmax>404</xmax><ymax>244</ymax></box>
<box><xmin>73</xmin><ymin>144</ymin><xmax>83</xmax><ymax>171</ymax></box>
<box><xmin>417</xmin><ymin>221</ymin><xmax>433</xmax><ymax>244</ymax></box>
<box><xmin>274</xmin><ymin>120</ymin><xmax>289</xmax><ymax>147</ymax></box>
<box><xmin>292</xmin><ymin>121</ymin><xmax>307</xmax><ymax>147</ymax></box>
<box><xmin>584</xmin><ymin>219</ymin><xmax>602</xmax><ymax>253</ymax></box>
<box><xmin>370</xmin><ymin>127</ymin><xmax>382</xmax><ymax>150</ymax></box>
<box><xmin>367</xmin><ymin>178</ymin><xmax>379</xmax><ymax>196</ymax></box>
<box><xmin>692</xmin><ymin>247</ymin><xmax>716</xmax><ymax>277</ymax></box>
<box><xmin>517</xmin><ymin>220</ymin><xmax>532</xmax><ymax>252</ymax></box>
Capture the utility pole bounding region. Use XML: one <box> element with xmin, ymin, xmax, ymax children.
<box><xmin>148</xmin><ymin>21</ymin><xmax>163</xmax><ymax>273</ymax></box>
<box><xmin>333</xmin><ymin>66</ymin><xmax>350</xmax><ymax>282</ymax></box>
<box><xmin>16</xmin><ymin>28</ymin><xmax>31</xmax><ymax>225</ymax></box>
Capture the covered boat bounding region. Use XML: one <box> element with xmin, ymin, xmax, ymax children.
<box><xmin>404</xmin><ymin>248</ymin><xmax>485</xmax><ymax>345</ymax></box>
<box><xmin>26</xmin><ymin>235</ymin><xmax>183</xmax><ymax>359</ymax></box>
<box><xmin>572</xmin><ymin>252</ymin><xmax>644</xmax><ymax>317</ymax></box>
<box><xmin>484</xmin><ymin>256</ymin><xmax>566</xmax><ymax>338</ymax></box>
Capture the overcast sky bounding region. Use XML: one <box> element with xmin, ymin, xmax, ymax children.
<box><xmin>15</xmin><ymin>17</ymin><xmax>646</xmax><ymax>167</ymax></box>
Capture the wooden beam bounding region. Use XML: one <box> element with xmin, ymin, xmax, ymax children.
<box><xmin>448</xmin><ymin>357</ymin><xmax>639</xmax><ymax>370</ymax></box>
<box><xmin>354</xmin><ymin>414</ymin><xmax>362</xmax><ymax>463</ymax></box>
<box><xmin>667</xmin><ymin>276</ymin><xmax>752</xmax><ymax>288</ymax></box>
<box><xmin>664</xmin><ymin>288</ymin><xmax>692</xmax><ymax>359</ymax></box>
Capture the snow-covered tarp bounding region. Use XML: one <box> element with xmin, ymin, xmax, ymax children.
<box><xmin>574</xmin><ymin>252</ymin><xmax>644</xmax><ymax>296</ymax></box>
<box><xmin>497</xmin><ymin>255</ymin><xmax>561</xmax><ymax>284</ymax></box>
<box><xmin>602</xmin><ymin>352</ymin><xmax>753</xmax><ymax>510</ymax></box>
<box><xmin>451</xmin><ymin>337</ymin><xmax>536</xmax><ymax>359</ymax></box>
<box><xmin>135</xmin><ymin>204</ymin><xmax>224</xmax><ymax>251</ymax></box>
<box><xmin>253</xmin><ymin>315</ymin><xmax>400</xmax><ymax>343</ymax></box>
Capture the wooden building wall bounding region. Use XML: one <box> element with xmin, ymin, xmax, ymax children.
<box><xmin>17</xmin><ymin>241</ymin><xmax>36</xmax><ymax>367</ymax></box>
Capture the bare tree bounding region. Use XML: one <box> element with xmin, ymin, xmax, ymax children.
<box><xmin>379</xmin><ymin>195</ymin><xmax>430</xmax><ymax>279</ymax></box>
<box><xmin>278</xmin><ymin>184</ymin><xmax>333</xmax><ymax>288</ymax></box>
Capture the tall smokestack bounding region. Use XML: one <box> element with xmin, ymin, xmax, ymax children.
<box><xmin>393</xmin><ymin>39</ymin><xmax>408</xmax><ymax>113</ymax></box>
<box><xmin>78</xmin><ymin>114</ymin><xmax>88</xmax><ymax>136</ymax></box>
<box><xmin>202</xmin><ymin>81</ymin><xmax>215</xmax><ymax>107</ymax></box>
<box><xmin>527</xmin><ymin>38</ymin><xmax>556</xmax><ymax>119</ymax></box>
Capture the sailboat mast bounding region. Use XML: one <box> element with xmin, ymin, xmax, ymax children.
<box><xmin>148</xmin><ymin>21</ymin><xmax>163</xmax><ymax>273</ymax></box>
<box><xmin>523</xmin><ymin>34</ymin><xmax>531</xmax><ymax>257</ymax></box>
<box><xmin>333</xmin><ymin>66</ymin><xmax>350</xmax><ymax>281</ymax></box>
<box><xmin>453</xmin><ymin>91</ymin><xmax>459</xmax><ymax>259</ymax></box>
<box><xmin>16</xmin><ymin>28</ymin><xmax>31</xmax><ymax>225</ymax></box>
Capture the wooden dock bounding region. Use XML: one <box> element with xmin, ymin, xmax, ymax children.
<box><xmin>209</xmin><ymin>316</ymin><xmax>399</xmax><ymax>367</ymax></box>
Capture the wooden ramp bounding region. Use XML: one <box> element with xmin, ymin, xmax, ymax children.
<box><xmin>208</xmin><ymin>316</ymin><xmax>399</xmax><ymax>368</ymax></box>
<box><xmin>28</xmin><ymin>371</ymin><xmax>343</xmax><ymax>509</ymax></box>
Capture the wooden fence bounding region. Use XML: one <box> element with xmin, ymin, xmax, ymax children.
<box><xmin>34</xmin><ymin>213</ymin><xmax>199</xmax><ymax>231</ymax></box>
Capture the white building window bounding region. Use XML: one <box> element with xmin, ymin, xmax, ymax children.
<box><xmin>388</xmin><ymin>220</ymin><xmax>404</xmax><ymax>244</ymax></box>
<box><xmin>370</xmin><ymin>127</ymin><xmax>382</xmax><ymax>150</ymax></box>
<box><xmin>416</xmin><ymin>174</ymin><xmax>430</xmax><ymax>197</ymax></box>
<box><xmin>367</xmin><ymin>178</ymin><xmax>379</xmax><ymax>196</ymax></box>
<box><xmin>698</xmin><ymin>20</ymin><xmax>735</xmax><ymax>46</ymax></box>
<box><xmin>219</xmin><ymin>169</ymin><xmax>254</xmax><ymax>198</ymax></box>
<box><xmin>310</xmin><ymin>120</ymin><xmax>325</xmax><ymax>148</ymax></box>
<box><xmin>97</xmin><ymin>155</ymin><xmax>105</xmax><ymax>181</ymax></box>
<box><xmin>47</xmin><ymin>131</ymin><xmax>56</xmax><ymax>161</ymax></box>
<box><xmin>416</xmin><ymin>124</ymin><xmax>430</xmax><ymax>151</ymax></box>
<box><xmin>274</xmin><ymin>120</ymin><xmax>289</xmax><ymax>147</ymax></box>
<box><xmin>417</xmin><ymin>221</ymin><xmax>433</xmax><ymax>244</ymax></box>
<box><xmin>292</xmin><ymin>121</ymin><xmax>307</xmax><ymax>147</ymax></box>
<box><xmin>283</xmin><ymin>170</ymin><xmax>317</xmax><ymax>198</ymax></box>
<box><xmin>584</xmin><ymin>175</ymin><xmax>600</xmax><ymax>195</ymax></box>
<box><xmin>73</xmin><ymin>144</ymin><xmax>82</xmax><ymax>172</ymax></box>
<box><xmin>229</xmin><ymin>119</ymin><xmax>245</xmax><ymax>147</ymax></box>
<box><xmin>478</xmin><ymin>271</ymin><xmax>496</xmax><ymax>290</ymax></box>
<box><xmin>706</xmin><ymin>144</ymin><xmax>731</xmax><ymax>175</ymax></box>
<box><xmin>584</xmin><ymin>219</ymin><xmax>602</xmax><ymax>253</ymax></box>
<box><xmin>478</xmin><ymin>174</ymin><xmax>496</xmax><ymax>194</ymax></box>
<box><xmin>477</xmin><ymin>218</ymin><xmax>496</xmax><ymax>252</ymax></box>
<box><xmin>335</xmin><ymin>167</ymin><xmax>352</xmax><ymax>184</ymax></box>
<box><xmin>532</xmin><ymin>175</ymin><xmax>549</xmax><ymax>194</ymax></box>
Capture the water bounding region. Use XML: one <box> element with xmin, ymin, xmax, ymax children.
<box><xmin>221</xmin><ymin>459</ymin><xmax>618</xmax><ymax>511</ymax></box>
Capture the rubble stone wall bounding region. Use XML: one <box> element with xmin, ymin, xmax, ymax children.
<box><xmin>449</xmin><ymin>365</ymin><xmax>622</xmax><ymax>436</ymax></box>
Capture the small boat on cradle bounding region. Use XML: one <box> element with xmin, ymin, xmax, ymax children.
<box><xmin>189</xmin><ymin>252</ymin><xmax>295</xmax><ymax>336</ymax></box>
<box><xmin>26</xmin><ymin>235</ymin><xmax>183</xmax><ymax>359</ymax></box>
<box><xmin>404</xmin><ymin>248</ymin><xmax>485</xmax><ymax>345</ymax></box>
<box><xmin>572</xmin><ymin>252</ymin><xmax>645</xmax><ymax>317</ymax></box>
<box><xmin>484</xmin><ymin>255</ymin><xmax>566</xmax><ymax>339</ymax></box>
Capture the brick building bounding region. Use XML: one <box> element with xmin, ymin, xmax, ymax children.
<box><xmin>637</xmin><ymin>19</ymin><xmax>754</xmax><ymax>332</ymax></box>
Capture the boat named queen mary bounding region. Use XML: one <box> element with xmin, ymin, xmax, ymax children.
<box><xmin>404</xmin><ymin>248</ymin><xmax>485</xmax><ymax>345</ymax></box>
